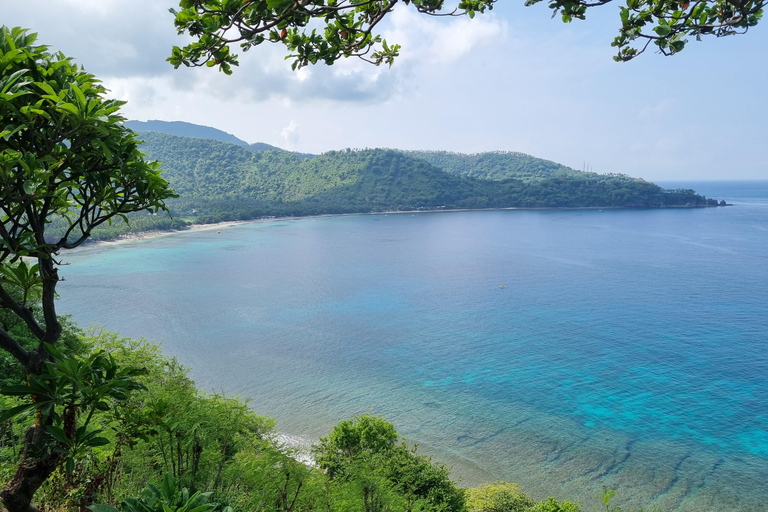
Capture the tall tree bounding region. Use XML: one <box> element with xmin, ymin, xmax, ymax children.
<box><xmin>0</xmin><ymin>26</ymin><xmax>175</xmax><ymax>512</ymax></box>
<box><xmin>168</xmin><ymin>0</ymin><xmax>764</xmax><ymax>74</ymax></box>
<box><xmin>314</xmin><ymin>415</ymin><xmax>466</xmax><ymax>512</ymax></box>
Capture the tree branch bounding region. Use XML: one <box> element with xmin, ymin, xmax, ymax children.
<box><xmin>37</xmin><ymin>258</ymin><xmax>62</xmax><ymax>347</ymax></box>
<box><xmin>0</xmin><ymin>327</ymin><xmax>30</xmax><ymax>367</ymax></box>
<box><xmin>0</xmin><ymin>284</ymin><xmax>47</xmax><ymax>343</ymax></box>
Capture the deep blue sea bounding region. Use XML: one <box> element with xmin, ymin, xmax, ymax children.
<box><xmin>58</xmin><ymin>181</ymin><xmax>768</xmax><ymax>512</ymax></box>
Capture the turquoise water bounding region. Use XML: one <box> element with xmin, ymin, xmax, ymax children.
<box><xmin>58</xmin><ymin>181</ymin><xmax>768</xmax><ymax>512</ymax></box>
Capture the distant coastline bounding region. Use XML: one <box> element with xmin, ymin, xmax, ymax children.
<box><xmin>79</xmin><ymin>202</ymin><xmax>732</xmax><ymax>249</ymax></box>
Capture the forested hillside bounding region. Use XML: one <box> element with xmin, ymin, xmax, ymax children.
<box><xmin>73</xmin><ymin>130</ymin><xmax>719</xmax><ymax>239</ymax></box>
<box><xmin>139</xmin><ymin>132</ymin><xmax>714</xmax><ymax>217</ymax></box>
<box><xmin>402</xmin><ymin>150</ymin><xmax>586</xmax><ymax>181</ymax></box>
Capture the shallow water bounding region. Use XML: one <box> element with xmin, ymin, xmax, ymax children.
<box><xmin>59</xmin><ymin>181</ymin><xmax>768</xmax><ymax>511</ymax></box>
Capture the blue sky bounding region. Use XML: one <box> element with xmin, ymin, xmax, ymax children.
<box><xmin>3</xmin><ymin>0</ymin><xmax>767</xmax><ymax>180</ymax></box>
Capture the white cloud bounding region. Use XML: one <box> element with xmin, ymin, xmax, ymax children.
<box><xmin>1</xmin><ymin>0</ymin><xmax>767</xmax><ymax>179</ymax></box>
<box><xmin>384</xmin><ymin>6</ymin><xmax>507</xmax><ymax>65</ymax></box>
<box><xmin>281</xmin><ymin>121</ymin><xmax>300</xmax><ymax>149</ymax></box>
<box><xmin>4</xmin><ymin>0</ymin><xmax>180</xmax><ymax>76</ymax></box>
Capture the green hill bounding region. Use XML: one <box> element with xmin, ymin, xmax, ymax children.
<box><xmin>403</xmin><ymin>150</ymin><xmax>586</xmax><ymax>181</ymax></box>
<box><xmin>129</xmin><ymin>132</ymin><xmax>716</xmax><ymax>224</ymax></box>
<box><xmin>69</xmin><ymin>130</ymin><xmax>719</xmax><ymax>239</ymax></box>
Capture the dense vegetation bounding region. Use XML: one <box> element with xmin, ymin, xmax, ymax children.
<box><xmin>0</xmin><ymin>27</ymin><xmax>177</xmax><ymax>512</ymax></box>
<box><xmin>0</xmin><ymin>325</ymin><xmax>654</xmax><ymax>512</ymax></box>
<box><xmin>137</xmin><ymin>132</ymin><xmax>719</xmax><ymax>214</ymax></box>
<box><xmin>77</xmin><ymin>131</ymin><xmax>720</xmax><ymax>239</ymax></box>
<box><xmin>401</xmin><ymin>151</ymin><xmax>586</xmax><ymax>182</ymax></box>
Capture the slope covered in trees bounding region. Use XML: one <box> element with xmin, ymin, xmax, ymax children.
<box><xmin>0</xmin><ymin>325</ymin><xmax>651</xmax><ymax>512</ymax></box>
<box><xmin>130</xmin><ymin>132</ymin><xmax>716</xmax><ymax>227</ymax></box>
<box><xmin>67</xmin><ymin>130</ymin><xmax>721</xmax><ymax>240</ymax></box>
<box><xmin>402</xmin><ymin>150</ymin><xmax>587</xmax><ymax>181</ymax></box>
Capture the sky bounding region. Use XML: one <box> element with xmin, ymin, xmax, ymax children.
<box><xmin>3</xmin><ymin>0</ymin><xmax>767</xmax><ymax>181</ymax></box>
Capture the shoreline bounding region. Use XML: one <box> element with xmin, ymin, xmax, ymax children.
<box><xmin>78</xmin><ymin>219</ymin><xmax>253</xmax><ymax>250</ymax></box>
<box><xmin>78</xmin><ymin>202</ymin><xmax>730</xmax><ymax>250</ymax></box>
<box><xmin>56</xmin><ymin>194</ymin><xmax>766</xmax><ymax>512</ymax></box>
<box><xmin>272</xmin><ymin>432</ymin><xmax>316</xmax><ymax>467</ymax></box>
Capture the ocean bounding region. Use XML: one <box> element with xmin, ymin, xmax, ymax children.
<box><xmin>58</xmin><ymin>181</ymin><xmax>768</xmax><ymax>511</ymax></box>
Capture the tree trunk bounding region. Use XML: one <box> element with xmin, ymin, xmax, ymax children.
<box><xmin>1</xmin><ymin>335</ymin><xmax>62</xmax><ymax>512</ymax></box>
<box><xmin>0</xmin><ymin>424</ymin><xmax>65</xmax><ymax>512</ymax></box>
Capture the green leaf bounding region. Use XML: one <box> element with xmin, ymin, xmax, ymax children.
<box><xmin>70</xmin><ymin>82</ymin><xmax>87</xmax><ymax>109</ymax></box>
<box><xmin>35</xmin><ymin>81</ymin><xmax>58</xmax><ymax>97</ymax></box>
<box><xmin>56</xmin><ymin>102</ymin><xmax>80</xmax><ymax>115</ymax></box>
<box><xmin>187</xmin><ymin>505</ymin><xmax>215</xmax><ymax>512</ymax></box>
<box><xmin>46</xmin><ymin>425</ymin><xmax>71</xmax><ymax>445</ymax></box>
<box><xmin>87</xmin><ymin>436</ymin><xmax>111</xmax><ymax>447</ymax></box>
<box><xmin>0</xmin><ymin>385</ymin><xmax>36</xmax><ymax>396</ymax></box>
<box><xmin>0</xmin><ymin>402</ymin><xmax>38</xmax><ymax>423</ymax></box>
<box><xmin>670</xmin><ymin>39</ymin><xmax>685</xmax><ymax>52</ymax></box>
<box><xmin>44</xmin><ymin>342</ymin><xmax>66</xmax><ymax>360</ymax></box>
<box><xmin>267</xmin><ymin>0</ymin><xmax>294</xmax><ymax>12</ymax></box>
<box><xmin>88</xmin><ymin>504</ymin><xmax>121</xmax><ymax>512</ymax></box>
<box><xmin>23</xmin><ymin>179</ymin><xmax>38</xmax><ymax>194</ymax></box>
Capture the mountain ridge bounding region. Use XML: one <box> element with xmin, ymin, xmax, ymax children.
<box><xmin>72</xmin><ymin>128</ymin><xmax>722</xmax><ymax>240</ymax></box>
<box><xmin>133</xmin><ymin>131</ymin><xmax>718</xmax><ymax>220</ymax></box>
<box><xmin>126</xmin><ymin>119</ymin><xmax>286</xmax><ymax>152</ymax></box>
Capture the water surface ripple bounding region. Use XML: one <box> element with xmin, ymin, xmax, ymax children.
<box><xmin>59</xmin><ymin>181</ymin><xmax>768</xmax><ymax>512</ymax></box>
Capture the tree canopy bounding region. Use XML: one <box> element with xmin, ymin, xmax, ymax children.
<box><xmin>314</xmin><ymin>414</ymin><xmax>466</xmax><ymax>512</ymax></box>
<box><xmin>0</xmin><ymin>26</ymin><xmax>175</xmax><ymax>512</ymax></box>
<box><xmin>0</xmin><ymin>26</ymin><xmax>174</xmax><ymax>373</ymax></box>
<box><xmin>168</xmin><ymin>0</ymin><xmax>764</xmax><ymax>74</ymax></box>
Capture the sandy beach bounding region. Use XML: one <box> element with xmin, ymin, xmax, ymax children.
<box><xmin>79</xmin><ymin>219</ymin><xmax>253</xmax><ymax>250</ymax></box>
<box><xmin>77</xmin><ymin>203</ymin><xmax>714</xmax><ymax>251</ymax></box>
